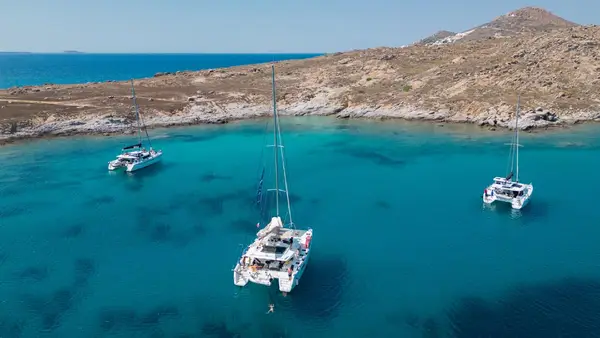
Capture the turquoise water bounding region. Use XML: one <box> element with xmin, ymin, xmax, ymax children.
<box><xmin>0</xmin><ymin>53</ymin><xmax>321</xmax><ymax>89</ymax></box>
<box><xmin>1</xmin><ymin>118</ymin><xmax>600</xmax><ymax>337</ymax></box>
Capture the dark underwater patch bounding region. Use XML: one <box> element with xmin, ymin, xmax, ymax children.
<box><xmin>74</xmin><ymin>258</ymin><xmax>96</xmax><ymax>287</ymax></box>
<box><xmin>343</xmin><ymin>148</ymin><xmax>405</xmax><ymax>167</ymax></box>
<box><xmin>0</xmin><ymin>205</ymin><xmax>26</xmax><ymax>219</ymax></box>
<box><xmin>124</xmin><ymin>180</ymin><xmax>143</xmax><ymax>192</ymax></box>
<box><xmin>421</xmin><ymin>317</ymin><xmax>442</xmax><ymax>338</ymax></box>
<box><xmin>135</xmin><ymin>216</ymin><xmax>205</xmax><ymax>247</ymax></box>
<box><xmin>61</xmin><ymin>223</ymin><xmax>85</xmax><ymax>238</ymax></box>
<box><xmin>335</xmin><ymin>124</ymin><xmax>355</xmax><ymax>131</ymax></box>
<box><xmin>0</xmin><ymin>185</ymin><xmax>22</xmax><ymax>197</ymax></box>
<box><xmin>324</xmin><ymin>139</ymin><xmax>350</xmax><ymax>148</ymax></box>
<box><xmin>16</xmin><ymin>266</ymin><xmax>48</xmax><ymax>282</ymax></box>
<box><xmin>375</xmin><ymin>200</ymin><xmax>392</xmax><ymax>209</ymax></box>
<box><xmin>446</xmin><ymin>277</ymin><xmax>600</xmax><ymax>338</ymax></box>
<box><xmin>201</xmin><ymin>320</ymin><xmax>240</xmax><ymax>338</ymax></box>
<box><xmin>200</xmin><ymin>173</ymin><xmax>232</xmax><ymax>183</ymax></box>
<box><xmin>193</xmin><ymin>223</ymin><xmax>206</xmax><ymax>236</ymax></box>
<box><xmin>0</xmin><ymin>318</ymin><xmax>23</xmax><ymax>338</ymax></box>
<box><xmin>198</xmin><ymin>197</ymin><xmax>225</xmax><ymax>216</ymax></box>
<box><xmin>197</xmin><ymin>188</ymin><xmax>254</xmax><ymax>216</ymax></box>
<box><xmin>231</xmin><ymin>219</ymin><xmax>259</xmax><ymax>235</ymax></box>
<box><xmin>40</xmin><ymin>179</ymin><xmax>82</xmax><ymax>191</ymax></box>
<box><xmin>98</xmin><ymin>308</ymin><xmax>137</xmax><ymax>332</ymax></box>
<box><xmin>83</xmin><ymin>195</ymin><xmax>115</xmax><ymax>207</ymax></box>
<box><xmin>169</xmin><ymin>133</ymin><xmax>221</xmax><ymax>143</ymax></box>
<box><xmin>149</xmin><ymin>223</ymin><xmax>172</xmax><ymax>243</ymax></box>
<box><xmin>287</xmin><ymin>193</ymin><xmax>303</xmax><ymax>204</ymax></box>
<box><xmin>138</xmin><ymin>305</ymin><xmax>180</xmax><ymax>326</ymax></box>
<box><xmin>98</xmin><ymin>304</ymin><xmax>180</xmax><ymax>333</ymax></box>
<box><xmin>21</xmin><ymin>288</ymin><xmax>75</xmax><ymax>332</ymax></box>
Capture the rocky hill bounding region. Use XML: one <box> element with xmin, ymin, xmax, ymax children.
<box><xmin>0</xmin><ymin>7</ymin><xmax>599</xmax><ymax>143</ymax></box>
<box><xmin>418</xmin><ymin>7</ymin><xmax>579</xmax><ymax>45</ymax></box>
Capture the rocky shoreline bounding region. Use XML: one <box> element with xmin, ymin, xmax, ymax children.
<box><xmin>1</xmin><ymin>100</ymin><xmax>598</xmax><ymax>146</ymax></box>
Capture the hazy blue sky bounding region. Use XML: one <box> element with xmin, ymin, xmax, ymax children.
<box><xmin>0</xmin><ymin>0</ymin><xmax>595</xmax><ymax>53</ymax></box>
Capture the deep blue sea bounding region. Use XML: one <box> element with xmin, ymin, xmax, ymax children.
<box><xmin>0</xmin><ymin>53</ymin><xmax>321</xmax><ymax>89</ymax></box>
<box><xmin>1</xmin><ymin>117</ymin><xmax>600</xmax><ymax>337</ymax></box>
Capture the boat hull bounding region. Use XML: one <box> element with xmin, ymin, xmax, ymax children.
<box><xmin>126</xmin><ymin>151</ymin><xmax>163</xmax><ymax>172</ymax></box>
<box><xmin>482</xmin><ymin>183</ymin><xmax>533</xmax><ymax>210</ymax></box>
<box><xmin>280</xmin><ymin>247</ymin><xmax>311</xmax><ymax>293</ymax></box>
<box><xmin>233</xmin><ymin>263</ymin><xmax>249</xmax><ymax>287</ymax></box>
<box><xmin>108</xmin><ymin>161</ymin><xmax>126</xmax><ymax>171</ymax></box>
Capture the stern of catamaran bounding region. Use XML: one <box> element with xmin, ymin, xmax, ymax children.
<box><xmin>482</xmin><ymin>187</ymin><xmax>496</xmax><ymax>204</ymax></box>
<box><xmin>233</xmin><ymin>263</ymin><xmax>249</xmax><ymax>287</ymax></box>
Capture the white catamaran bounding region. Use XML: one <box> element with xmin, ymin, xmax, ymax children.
<box><xmin>233</xmin><ymin>65</ymin><xmax>313</xmax><ymax>294</ymax></box>
<box><xmin>108</xmin><ymin>80</ymin><xmax>163</xmax><ymax>172</ymax></box>
<box><xmin>483</xmin><ymin>95</ymin><xmax>533</xmax><ymax>210</ymax></box>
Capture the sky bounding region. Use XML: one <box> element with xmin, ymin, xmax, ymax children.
<box><xmin>0</xmin><ymin>0</ymin><xmax>596</xmax><ymax>53</ymax></box>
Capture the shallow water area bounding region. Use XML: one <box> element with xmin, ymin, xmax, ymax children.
<box><xmin>1</xmin><ymin>117</ymin><xmax>600</xmax><ymax>337</ymax></box>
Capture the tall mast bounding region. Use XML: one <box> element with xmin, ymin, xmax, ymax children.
<box><xmin>515</xmin><ymin>94</ymin><xmax>520</xmax><ymax>182</ymax></box>
<box><xmin>131</xmin><ymin>80</ymin><xmax>142</xmax><ymax>145</ymax></box>
<box><xmin>271</xmin><ymin>65</ymin><xmax>280</xmax><ymax>216</ymax></box>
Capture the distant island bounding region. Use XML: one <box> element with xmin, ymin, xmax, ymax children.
<box><xmin>0</xmin><ymin>51</ymin><xmax>32</xmax><ymax>55</ymax></box>
<box><xmin>63</xmin><ymin>50</ymin><xmax>85</xmax><ymax>54</ymax></box>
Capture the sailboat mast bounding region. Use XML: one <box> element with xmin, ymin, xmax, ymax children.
<box><xmin>515</xmin><ymin>95</ymin><xmax>520</xmax><ymax>182</ymax></box>
<box><xmin>271</xmin><ymin>65</ymin><xmax>280</xmax><ymax>216</ymax></box>
<box><xmin>131</xmin><ymin>80</ymin><xmax>142</xmax><ymax>145</ymax></box>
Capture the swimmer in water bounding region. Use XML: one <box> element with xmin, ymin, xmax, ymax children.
<box><xmin>266</xmin><ymin>304</ymin><xmax>274</xmax><ymax>314</ymax></box>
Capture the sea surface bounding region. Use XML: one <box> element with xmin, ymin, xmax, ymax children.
<box><xmin>0</xmin><ymin>53</ymin><xmax>321</xmax><ymax>89</ymax></box>
<box><xmin>1</xmin><ymin>117</ymin><xmax>600</xmax><ymax>338</ymax></box>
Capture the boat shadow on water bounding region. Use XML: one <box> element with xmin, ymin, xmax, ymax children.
<box><xmin>274</xmin><ymin>255</ymin><xmax>350</xmax><ymax>322</ymax></box>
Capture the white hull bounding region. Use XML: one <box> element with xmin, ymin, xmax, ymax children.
<box><xmin>108</xmin><ymin>150</ymin><xmax>163</xmax><ymax>172</ymax></box>
<box><xmin>483</xmin><ymin>183</ymin><xmax>533</xmax><ymax>210</ymax></box>
<box><xmin>108</xmin><ymin>162</ymin><xmax>126</xmax><ymax>171</ymax></box>
<box><xmin>280</xmin><ymin>247</ymin><xmax>311</xmax><ymax>292</ymax></box>
<box><xmin>126</xmin><ymin>151</ymin><xmax>162</xmax><ymax>172</ymax></box>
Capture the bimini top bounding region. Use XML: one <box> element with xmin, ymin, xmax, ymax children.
<box><xmin>491</xmin><ymin>177</ymin><xmax>528</xmax><ymax>191</ymax></box>
<box><xmin>122</xmin><ymin>143</ymin><xmax>142</xmax><ymax>151</ymax></box>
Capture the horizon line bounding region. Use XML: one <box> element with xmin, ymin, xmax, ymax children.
<box><xmin>0</xmin><ymin>51</ymin><xmax>326</xmax><ymax>55</ymax></box>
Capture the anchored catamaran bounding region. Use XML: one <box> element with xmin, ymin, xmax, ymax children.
<box><xmin>233</xmin><ymin>65</ymin><xmax>313</xmax><ymax>293</ymax></box>
<box><xmin>108</xmin><ymin>80</ymin><xmax>162</xmax><ymax>172</ymax></box>
<box><xmin>483</xmin><ymin>95</ymin><xmax>533</xmax><ymax>210</ymax></box>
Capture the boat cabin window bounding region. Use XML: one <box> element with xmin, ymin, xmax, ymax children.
<box><xmin>261</xmin><ymin>245</ymin><xmax>287</xmax><ymax>254</ymax></box>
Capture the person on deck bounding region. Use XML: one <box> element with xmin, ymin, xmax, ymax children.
<box><xmin>267</xmin><ymin>304</ymin><xmax>274</xmax><ymax>314</ymax></box>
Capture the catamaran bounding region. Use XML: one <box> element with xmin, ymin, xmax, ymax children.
<box><xmin>108</xmin><ymin>80</ymin><xmax>162</xmax><ymax>172</ymax></box>
<box><xmin>483</xmin><ymin>95</ymin><xmax>533</xmax><ymax>210</ymax></box>
<box><xmin>232</xmin><ymin>65</ymin><xmax>313</xmax><ymax>294</ymax></box>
